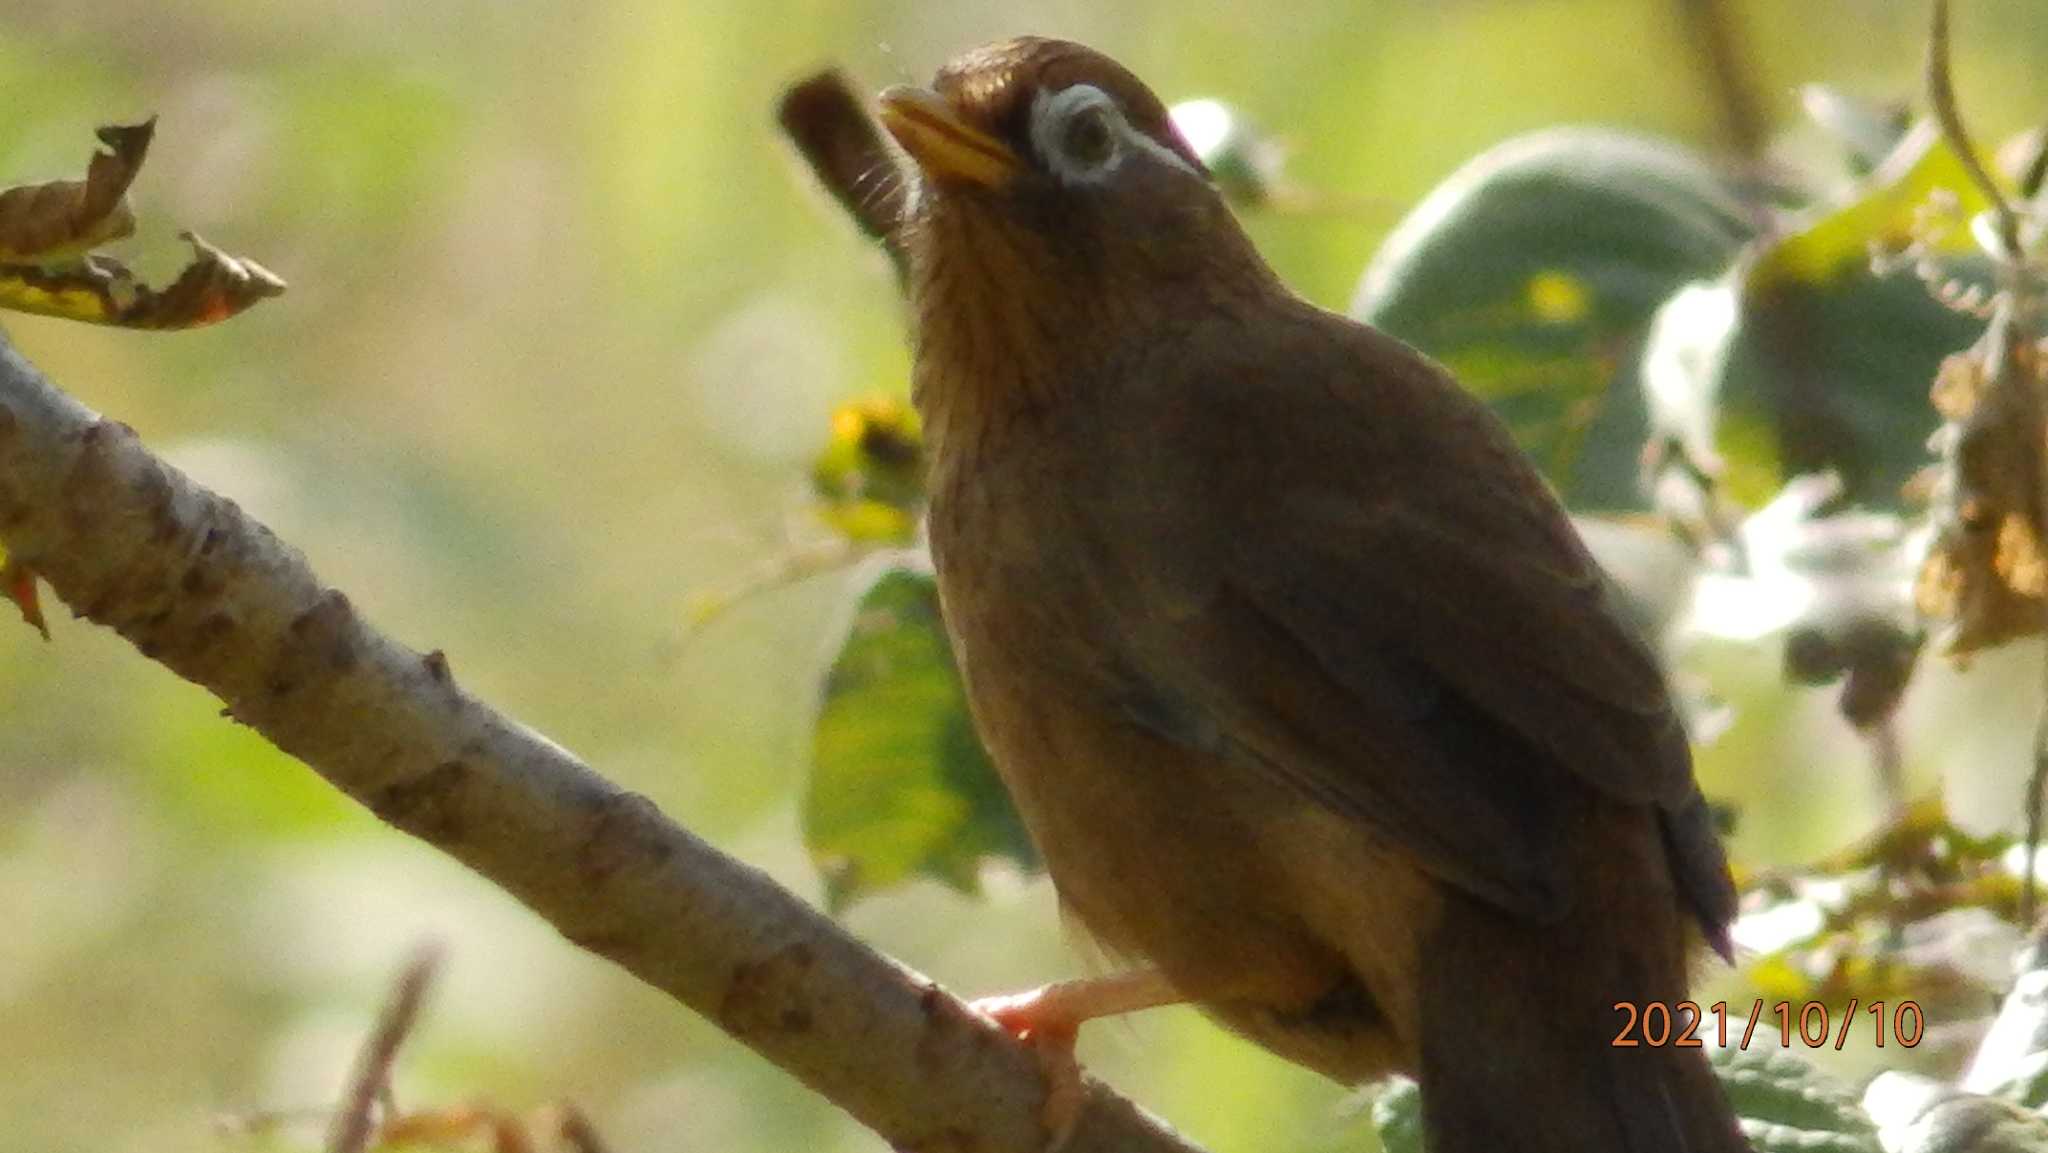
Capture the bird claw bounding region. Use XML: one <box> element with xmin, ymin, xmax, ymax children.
<box><xmin>968</xmin><ymin>972</ymin><xmax>1182</xmax><ymax>1151</ymax></box>
<box><xmin>971</xmin><ymin>990</ymin><xmax>1086</xmax><ymax>1152</ymax></box>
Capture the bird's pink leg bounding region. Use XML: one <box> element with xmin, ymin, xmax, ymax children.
<box><xmin>972</xmin><ymin>970</ymin><xmax>1186</xmax><ymax>1150</ymax></box>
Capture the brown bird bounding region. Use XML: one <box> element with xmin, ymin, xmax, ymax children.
<box><xmin>872</xmin><ymin>36</ymin><xmax>1750</xmax><ymax>1153</ymax></box>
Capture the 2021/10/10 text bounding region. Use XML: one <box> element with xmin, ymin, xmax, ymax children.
<box><xmin>1611</xmin><ymin>1000</ymin><xmax>1924</xmax><ymax>1049</ymax></box>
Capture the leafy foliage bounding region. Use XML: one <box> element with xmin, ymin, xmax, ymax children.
<box><xmin>805</xmin><ymin>566</ymin><xmax>1036</xmax><ymax>909</ymax></box>
<box><xmin>1646</xmin><ymin>122</ymin><xmax>1994</xmax><ymax>511</ymax></box>
<box><xmin>1372</xmin><ymin>1052</ymin><xmax>1889</xmax><ymax>1153</ymax></box>
<box><xmin>1863</xmin><ymin>1073</ymin><xmax>2048</xmax><ymax>1153</ymax></box>
<box><xmin>1353</xmin><ymin>127</ymin><xmax>1756</xmax><ymax>507</ymax></box>
<box><xmin>1715</xmin><ymin>1048</ymin><xmax>1883</xmax><ymax>1153</ymax></box>
<box><xmin>1734</xmin><ymin>798</ymin><xmax>2022</xmax><ymax>1007</ymax></box>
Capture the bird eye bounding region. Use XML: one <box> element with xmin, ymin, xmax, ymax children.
<box><xmin>1031</xmin><ymin>85</ymin><xmax>1149</xmax><ymax>184</ymax></box>
<box><xmin>1058</xmin><ymin>103</ymin><xmax>1119</xmax><ymax>171</ymax></box>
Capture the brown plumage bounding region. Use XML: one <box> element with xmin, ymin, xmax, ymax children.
<box><xmin>875</xmin><ymin>36</ymin><xmax>1751</xmax><ymax>1153</ymax></box>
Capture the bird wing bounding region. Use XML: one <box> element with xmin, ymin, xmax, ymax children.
<box><xmin>1103</xmin><ymin>323</ymin><xmax>1708</xmax><ymax>923</ymax></box>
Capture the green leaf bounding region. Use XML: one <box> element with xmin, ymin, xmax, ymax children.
<box><xmin>1964</xmin><ymin>957</ymin><xmax>2048</xmax><ymax>1111</ymax></box>
<box><xmin>1865</xmin><ymin>1073</ymin><xmax>2048</xmax><ymax>1153</ymax></box>
<box><xmin>804</xmin><ymin>566</ymin><xmax>1036</xmax><ymax>910</ymax></box>
<box><xmin>1353</xmin><ymin>127</ymin><xmax>1756</xmax><ymax>508</ymax></box>
<box><xmin>1713</xmin><ymin>1047</ymin><xmax>1882</xmax><ymax>1153</ymax></box>
<box><xmin>1642</xmin><ymin>121</ymin><xmax>1995</xmax><ymax>510</ymax></box>
<box><xmin>1755</xmin><ymin>121</ymin><xmax>1993</xmax><ymax>288</ymax></box>
<box><xmin>1369</xmin><ymin>1077</ymin><xmax>1424</xmax><ymax>1153</ymax></box>
<box><xmin>1371</xmin><ymin>1052</ymin><xmax>1880</xmax><ymax>1153</ymax></box>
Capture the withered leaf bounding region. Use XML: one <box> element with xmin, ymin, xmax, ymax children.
<box><xmin>1915</xmin><ymin>308</ymin><xmax>2048</xmax><ymax>658</ymax></box>
<box><xmin>0</xmin><ymin>232</ymin><xmax>284</xmax><ymax>329</ymax></box>
<box><xmin>0</xmin><ymin>119</ymin><xmax>152</xmax><ymax>265</ymax></box>
<box><xmin>0</xmin><ymin>120</ymin><xmax>285</xmax><ymax>328</ymax></box>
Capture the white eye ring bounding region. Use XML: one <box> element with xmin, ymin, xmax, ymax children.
<box><xmin>1029</xmin><ymin>84</ymin><xmax>1206</xmax><ymax>186</ymax></box>
<box><xmin>1032</xmin><ymin>85</ymin><xmax>1125</xmax><ymax>182</ymax></box>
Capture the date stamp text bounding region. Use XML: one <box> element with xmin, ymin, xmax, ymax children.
<box><xmin>1611</xmin><ymin>1000</ymin><xmax>1923</xmax><ymax>1049</ymax></box>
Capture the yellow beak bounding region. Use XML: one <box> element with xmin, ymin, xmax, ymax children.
<box><xmin>877</xmin><ymin>85</ymin><xmax>1018</xmax><ymax>189</ymax></box>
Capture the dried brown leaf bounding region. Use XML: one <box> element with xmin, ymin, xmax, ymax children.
<box><xmin>0</xmin><ymin>119</ymin><xmax>284</xmax><ymax>328</ymax></box>
<box><xmin>0</xmin><ymin>120</ymin><xmax>152</xmax><ymax>264</ymax></box>
<box><xmin>1915</xmin><ymin>315</ymin><xmax>2048</xmax><ymax>657</ymax></box>
<box><xmin>0</xmin><ymin>232</ymin><xmax>285</xmax><ymax>329</ymax></box>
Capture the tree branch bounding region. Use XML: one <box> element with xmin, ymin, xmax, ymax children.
<box><xmin>0</xmin><ymin>329</ymin><xmax>1204</xmax><ymax>1153</ymax></box>
<box><xmin>778</xmin><ymin>68</ymin><xmax>909</xmax><ymax>282</ymax></box>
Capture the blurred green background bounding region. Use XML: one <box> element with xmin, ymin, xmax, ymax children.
<box><xmin>4</xmin><ymin>2</ymin><xmax>2048</xmax><ymax>1151</ymax></box>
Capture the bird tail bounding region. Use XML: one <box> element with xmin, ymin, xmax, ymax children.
<box><xmin>1415</xmin><ymin>805</ymin><xmax>1752</xmax><ymax>1153</ymax></box>
<box><xmin>1416</xmin><ymin>910</ymin><xmax>1752</xmax><ymax>1152</ymax></box>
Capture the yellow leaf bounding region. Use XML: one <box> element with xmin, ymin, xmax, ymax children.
<box><xmin>1755</xmin><ymin>119</ymin><xmax>1995</xmax><ymax>288</ymax></box>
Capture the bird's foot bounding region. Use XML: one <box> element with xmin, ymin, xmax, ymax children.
<box><xmin>975</xmin><ymin>988</ymin><xmax>1086</xmax><ymax>1151</ymax></box>
<box><xmin>970</xmin><ymin>971</ymin><xmax>1184</xmax><ymax>1152</ymax></box>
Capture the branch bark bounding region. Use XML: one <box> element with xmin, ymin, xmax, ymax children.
<box><xmin>0</xmin><ymin>329</ymin><xmax>1205</xmax><ymax>1153</ymax></box>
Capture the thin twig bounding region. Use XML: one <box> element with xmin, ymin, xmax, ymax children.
<box><xmin>1672</xmin><ymin>0</ymin><xmax>1768</xmax><ymax>159</ymax></box>
<box><xmin>777</xmin><ymin>68</ymin><xmax>908</xmax><ymax>281</ymax></box>
<box><xmin>327</xmin><ymin>943</ymin><xmax>446</xmax><ymax>1153</ymax></box>
<box><xmin>2026</xmin><ymin>720</ymin><xmax>2047</xmax><ymax>922</ymax></box>
<box><xmin>1868</xmin><ymin>718</ymin><xmax>1907</xmax><ymax>821</ymax></box>
<box><xmin>673</xmin><ymin>532</ymin><xmax>867</xmax><ymax>649</ymax></box>
<box><xmin>1925</xmin><ymin>0</ymin><xmax>2023</xmax><ymax>262</ymax></box>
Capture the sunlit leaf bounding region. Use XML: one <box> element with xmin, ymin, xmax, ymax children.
<box><xmin>1715</xmin><ymin>1048</ymin><xmax>1883</xmax><ymax>1153</ymax></box>
<box><xmin>1733</xmin><ymin>798</ymin><xmax>2025</xmax><ymax>1006</ymax></box>
<box><xmin>1758</xmin><ymin>121</ymin><xmax>1992</xmax><ymax>288</ymax></box>
<box><xmin>1963</xmin><ymin>949</ymin><xmax>2048</xmax><ymax>1109</ymax></box>
<box><xmin>1354</xmin><ymin>127</ymin><xmax>1756</xmax><ymax>507</ymax></box>
<box><xmin>1644</xmin><ymin>121</ymin><xmax>1995</xmax><ymax>511</ymax></box>
<box><xmin>1373</xmin><ymin>1053</ymin><xmax>1883</xmax><ymax>1153</ymax></box>
<box><xmin>1674</xmin><ymin>471</ymin><xmax>1924</xmax><ymax>726</ymax></box>
<box><xmin>809</xmin><ymin>392</ymin><xmax>925</xmax><ymax>546</ymax></box>
<box><xmin>806</xmin><ymin>566</ymin><xmax>1034</xmax><ymax>910</ymax></box>
<box><xmin>1864</xmin><ymin>1073</ymin><xmax>2048</xmax><ymax>1153</ymax></box>
<box><xmin>1685</xmin><ymin>473</ymin><xmax>1915</xmax><ymax>636</ymax></box>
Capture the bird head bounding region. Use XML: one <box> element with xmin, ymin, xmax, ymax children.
<box><xmin>878</xmin><ymin>37</ymin><xmax>1276</xmax><ymax>424</ymax></box>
